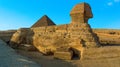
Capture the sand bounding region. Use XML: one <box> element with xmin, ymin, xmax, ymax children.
<box><xmin>15</xmin><ymin>46</ymin><xmax>120</xmax><ymax>67</ymax></box>
<box><xmin>15</xmin><ymin>50</ymin><xmax>77</xmax><ymax>67</ymax></box>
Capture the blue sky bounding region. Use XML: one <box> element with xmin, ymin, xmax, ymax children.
<box><xmin>0</xmin><ymin>0</ymin><xmax>120</xmax><ymax>30</ymax></box>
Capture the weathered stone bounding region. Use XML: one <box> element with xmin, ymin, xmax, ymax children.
<box><xmin>46</xmin><ymin>26</ymin><xmax>56</xmax><ymax>32</ymax></box>
<box><xmin>9</xmin><ymin>28</ymin><xmax>33</xmax><ymax>48</ymax></box>
<box><xmin>54</xmin><ymin>51</ymin><xmax>73</xmax><ymax>60</ymax></box>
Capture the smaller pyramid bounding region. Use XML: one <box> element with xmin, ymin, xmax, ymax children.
<box><xmin>31</xmin><ymin>15</ymin><xmax>56</xmax><ymax>28</ymax></box>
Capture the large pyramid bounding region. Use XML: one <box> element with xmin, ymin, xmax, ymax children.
<box><xmin>31</xmin><ymin>15</ymin><xmax>56</xmax><ymax>28</ymax></box>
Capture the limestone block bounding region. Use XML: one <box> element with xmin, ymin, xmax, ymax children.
<box><xmin>54</xmin><ymin>51</ymin><xmax>73</xmax><ymax>60</ymax></box>
<box><xmin>70</xmin><ymin>45</ymin><xmax>84</xmax><ymax>59</ymax></box>
<box><xmin>55</xmin><ymin>25</ymin><xmax>68</xmax><ymax>33</ymax></box>
<box><xmin>53</xmin><ymin>37</ymin><xmax>72</xmax><ymax>48</ymax></box>
<box><xmin>56</xmin><ymin>24</ymin><xmax>68</xmax><ymax>30</ymax></box>
<box><xmin>34</xmin><ymin>45</ymin><xmax>56</xmax><ymax>55</ymax></box>
<box><xmin>32</xmin><ymin>27</ymin><xmax>46</xmax><ymax>32</ymax></box>
<box><xmin>56</xmin><ymin>30</ymin><xmax>67</xmax><ymax>33</ymax></box>
<box><xmin>85</xmin><ymin>42</ymin><xmax>99</xmax><ymax>47</ymax></box>
<box><xmin>46</xmin><ymin>26</ymin><xmax>56</xmax><ymax>32</ymax></box>
<box><xmin>19</xmin><ymin>44</ymin><xmax>37</xmax><ymax>51</ymax></box>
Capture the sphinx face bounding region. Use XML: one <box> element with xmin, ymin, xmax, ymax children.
<box><xmin>84</xmin><ymin>4</ymin><xmax>93</xmax><ymax>18</ymax></box>
<box><xmin>70</xmin><ymin>3</ymin><xmax>93</xmax><ymax>18</ymax></box>
<box><xmin>70</xmin><ymin>3</ymin><xmax>93</xmax><ymax>23</ymax></box>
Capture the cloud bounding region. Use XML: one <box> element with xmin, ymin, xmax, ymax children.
<box><xmin>107</xmin><ymin>0</ymin><xmax>120</xmax><ymax>6</ymax></box>
<box><xmin>107</xmin><ymin>2</ymin><xmax>113</xmax><ymax>6</ymax></box>
<box><xmin>114</xmin><ymin>0</ymin><xmax>120</xmax><ymax>2</ymax></box>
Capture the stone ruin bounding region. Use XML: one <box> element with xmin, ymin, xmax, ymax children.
<box><xmin>9</xmin><ymin>2</ymin><xmax>100</xmax><ymax>60</ymax></box>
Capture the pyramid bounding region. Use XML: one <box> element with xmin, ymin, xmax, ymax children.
<box><xmin>31</xmin><ymin>15</ymin><xmax>56</xmax><ymax>28</ymax></box>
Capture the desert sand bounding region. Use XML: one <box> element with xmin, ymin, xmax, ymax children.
<box><xmin>16</xmin><ymin>45</ymin><xmax>120</xmax><ymax>67</ymax></box>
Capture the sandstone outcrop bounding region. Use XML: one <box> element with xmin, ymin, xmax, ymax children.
<box><xmin>9</xmin><ymin>28</ymin><xmax>36</xmax><ymax>50</ymax></box>
<box><xmin>10</xmin><ymin>2</ymin><xmax>100</xmax><ymax>60</ymax></box>
<box><xmin>10</xmin><ymin>28</ymin><xmax>30</xmax><ymax>48</ymax></box>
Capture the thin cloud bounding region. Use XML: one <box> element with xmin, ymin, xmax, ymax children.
<box><xmin>107</xmin><ymin>2</ymin><xmax>113</xmax><ymax>6</ymax></box>
<box><xmin>107</xmin><ymin>0</ymin><xmax>120</xmax><ymax>6</ymax></box>
<box><xmin>114</xmin><ymin>0</ymin><xmax>120</xmax><ymax>2</ymax></box>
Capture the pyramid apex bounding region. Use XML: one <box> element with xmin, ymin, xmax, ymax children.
<box><xmin>43</xmin><ymin>15</ymin><xmax>48</xmax><ymax>17</ymax></box>
<box><xmin>31</xmin><ymin>15</ymin><xmax>56</xmax><ymax>28</ymax></box>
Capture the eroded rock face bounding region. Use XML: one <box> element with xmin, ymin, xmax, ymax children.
<box><xmin>9</xmin><ymin>28</ymin><xmax>33</xmax><ymax>48</ymax></box>
<box><xmin>10</xmin><ymin>3</ymin><xmax>100</xmax><ymax>57</ymax></box>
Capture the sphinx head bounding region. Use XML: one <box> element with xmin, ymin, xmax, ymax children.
<box><xmin>70</xmin><ymin>2</ymin><xmax>93</xmax><ymax>24</ymax></box>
